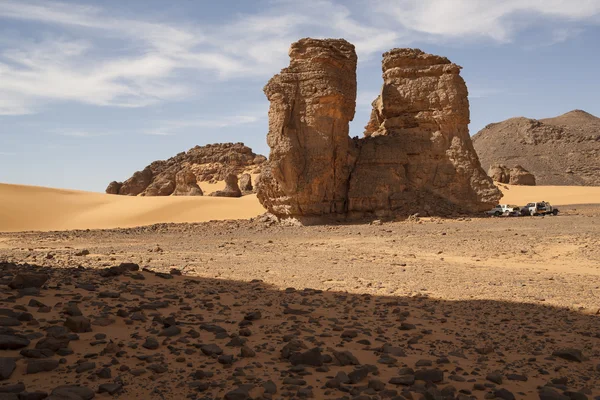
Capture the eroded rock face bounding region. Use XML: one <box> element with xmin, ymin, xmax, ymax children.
<box><xmin>488</xmin><ymin>163</ymin><xmax>536</xmax><ymax>186</ymax></box>
<box><xmin>257</xmin><ymin>39</ymin><xmax>501</xmax><ymax>219</ymax></box>
<box><xmin>209</xmin><ymin>173</ymin><xmax>242</xmax><ymax>198</ymax></box>
<box><xmin>488</xmin><ymin>164</ymin><xmax>511</xmax><ymax>183</ymax></box>
<box><xmin>119</xmin><ymin>167</ymin><xmax>153</xmax><ymax>196</ymax></box>
<box><xmin>172</xmin><ymin>169</ymin><xmax>203</xmax><ymax>196</ymax></box>
<box><xmin>257</xmin><ymin>38</ymin><xmax>357</xmax><ymax>216</ymax></box>
<box><xmin>351</xmin><ymin>48</ymin><xmax>500</xmax><ymax>216</ymax></box>
<box><xmin>510</xmin><ymin>165</ymin><xmax>536</xmax><ymax>186</ymax></box>
<box><xmin>105</xmin><ymin>181</ymin><xmax>122</xmax><ymax>195</ymax></box>
<box><xmin>239</xmin><ymin>173</ymin><xmax>253</xmax><ymax>193</ymax></box>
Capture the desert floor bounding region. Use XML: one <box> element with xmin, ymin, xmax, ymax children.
<box><xmin>0</xmin><ymin>190</ymin><xmax>598</xmax><ymax>399</ymax></box>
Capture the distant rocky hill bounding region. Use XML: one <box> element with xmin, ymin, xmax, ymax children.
<box><xmin>472</xmin><ymin>110</ymin><xmax>600</xmax><ymax>186</ymax></box>
<box><xmin>106</xmin><ymin>143</ymin><xmax>266</xmax><ymax>196</ymax></box>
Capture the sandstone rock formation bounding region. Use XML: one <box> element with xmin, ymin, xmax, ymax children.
<box><xmin>488</xmin><ymin>164</ymin><xmax>510</xmax><ymax>184</ymax></box>
<box><xmin>510</xmin><ymin>165</ymin><xmax>536</xmax><ymax>186</ymax></box>
<box><xmin>106</xmin><ymin>143</ymin><xmax>265</xmax><ymax>196</ymax></box>
<box><xmin>172</xmin><ymin>169</ymin><xmax>203</xmax><ymax>196</ymax></box>
<box><xmin>488</xmin><ymin>164</ymin><xmax>536</xmax><ymax>186</ymax></box>
<box><xmin>473</xmin><ymin>110</ymin><xmax>600</xmax><ymax>186</ymax></box>
<box><xmin>258</xmin><ymin>38</ymin><xmax>358</xmax><ymax>216</ymax></box>
<box><xmin>239</xmin><ymin>173</ymin><xmax>253</xmax><ymax>193</ymax></box>
<box><xmin>105</xmin><ymin>181</ymin><xmax>122</xmax><ymax>195</ymax></box>
<box><xmin>119</xmin><ymin>167</ymin><xmax>153</xmax><ymax>196</ymax></box>
<box><xmin>257</xmin><ymin>39</ymin><xmax>501</xmax><ymax>219</ymax></box>
<box><xmin>209</xmin><ymin>173</ymin><xmax>242</xmax><ymax>198</ymax></box>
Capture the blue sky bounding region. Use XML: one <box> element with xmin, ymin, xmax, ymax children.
<box><xmin>1</xmin><ymin>0</ymin><xmax>599</xmax><ymax>192</ymax></box>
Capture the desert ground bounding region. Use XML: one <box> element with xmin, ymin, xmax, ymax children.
<box><xmin>0</xmin><ymin>183</ymin><xmax>599</xmax><ymax>399</ymax></box>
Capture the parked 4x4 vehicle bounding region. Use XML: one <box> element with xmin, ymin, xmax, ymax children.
<box><xmin>520</xmin><ymin>201</ymin><xmax>559</xmax><ymax>216</ymax></box>
<box><xmin>486</xmin><ymin>204</ymin><xmax>521</xmax><ymax>217</ymax></box>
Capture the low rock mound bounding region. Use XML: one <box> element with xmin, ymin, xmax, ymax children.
<box><xmin>172</xmin><ymin>169</ymin><xmax>203</xmax><ymax>196</ymax></box>
<box><xmin>488</xmin><ymin>164</ymin><xmax>536</xmax><ymax>186</ymax></box>
<box><xmin>473</xmin><ymin>110</ymin><xmax>600</xmax><ymax>186</ymax></box>
<box><xmin>208</xmin><ymin>173</ymin><xmax>242</xmax><ymax>198</ymax></box>
<box><xmin>106</xmin><ymin>143</ymin><xmax>265</xmax><ymax>196</ymax></box>
<box><xmin>257</xmin><ymin>38</ymin><xmax>501</xmax><ymax>220</ymax></box>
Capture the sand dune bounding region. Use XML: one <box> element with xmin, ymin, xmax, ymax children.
<box><xmin>0</xmin><ymin>183</ymin><xmax>265</xmax><ymax>232</ymax></box>
<box><xmin>497</xmin><ymin>183</ymin><xmax>600</xmax><ymax>206</ymax></box>
<box><xmin>1</xmin><ymin>182</ymin><xmax>599</xmax><ymax>232</ymax></box>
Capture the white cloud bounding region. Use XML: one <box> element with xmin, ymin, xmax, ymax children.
<box><xmin>143</xmin><ymin>114</ymin><xmax>264</xmax><ymax>136</ymax></box>
<box><xmin>0</xmin><ymin>0</ymin><xmax>599</xmax><ymax>115</ymax></box>
<box><xmin>0</xmin><ymin>94</ymin><xmax>35</xmax><ymax>116</ymax></box>
<box><xmin>55</xmin><ymin>130</ymin><xmax>115</xmax><ymax>138</ymax></box>
<box><xmin>376</xmin><ymin>0</ymin><xmax>600</xmax><ymax>42</ymax></box>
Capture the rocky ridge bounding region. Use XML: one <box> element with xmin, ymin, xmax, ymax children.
<box><xmin>472</xmin><ymin>110</ymin><xmax>600</xmax><ymax>186</ymax></box>
<box><xmin>106</xmin><ymin>143</ymin><xmax>266</xmax><ymax>196</ymax></box>
<box><xmin>257</xmin><ymin>39</ymin><xmax>501</xmax><ymax>220</ymax></box>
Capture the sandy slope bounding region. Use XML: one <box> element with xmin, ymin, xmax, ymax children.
<box><xmin>497</xmin><ymin>183</ymin><xmax>600</xmax><ymax>205</ymax></box>
<box><xmin>0</xmin><ymin>183</ymin><xmax>265</xmax><ymax>232</ymax></box>
<box><xmin>1</xmin><ymin>182</ymin><xmax>599</xmax><ymax>232</ymax></box>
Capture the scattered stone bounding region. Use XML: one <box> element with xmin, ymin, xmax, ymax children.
<box><xmin>8</xmin><ymin>273</ymin><xmax>48</xmax><ymax>289</ymax></box>
<box><xmin>0</xmin><ymin>358</ymin><xmax>16</xmax><ymax>380</ymax></box>
<box><xmin>27</xmin><ymin>359</ymin><xmax>59</xmax><ymax>374</ymax></box>
<box><xmin>64</xmin><ymin>316</ymin><xmax>91</xmax><ymax>333</ymax></box>
<box><xmin>0</xmin><ymin>334</ymin><xmax>30</xmax><ymax>350</ymax></box>
<box><xmin>553</xmin><ymin>348</ymin><xmax>588</xmax><ymax>362</ymax></box>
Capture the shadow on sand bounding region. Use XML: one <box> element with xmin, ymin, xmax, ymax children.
<box><xmin>0</xmin><ymin>261</ymin><xmax>598</xmax><ymax>399</ymax></box>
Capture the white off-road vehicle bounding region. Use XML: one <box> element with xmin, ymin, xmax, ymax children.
<box><xmin>520</xmin><ymin>201</ymin><xmax>559</xmax><ymax>216</ymax></box>
<box><xmin>486</xmin><ymin>204</ymin><xmax>521</xmax><ymax>217</ymax></box>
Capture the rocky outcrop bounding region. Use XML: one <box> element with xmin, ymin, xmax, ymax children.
<box><xmin>488</xmin><ymin>164</ymin><xmax>511</xmax><ymax>184</ymax></box>
<box><xmin>105</xmin><ymin>181</ymin><xmax>122</xmax><ymax>195</ymax></box>
<box><xmin>257</xmin><ymin>38</ymin><xmax>357</xmax><ymax>216</ymax></box>
<box><xmin>473</xmin><ymin>110</ymin><xmax>600</xmax><ymax>186</ymax></box>
<box><xmin>488</xmin><ymin>164</ymin><xmax>536</xmax><ymax>186</ymax></box>
<box><xmin>239</xmin><ymin>173</ymin><xmax>253</xmax><ymax>193</ymax></box>
<box><xmin>510</xmin><ymin>165</ymin><xmax>536</xmax><ymax>186</ymax></box>
<box><xmin>172</xmin><ymin>169</ymin><xmax>203</xmax><ymax>196</ymax></box>
<box><xmin>119</xmin><ymin>167</ymin><xmax>153</xmax><ymax>196</ymax></box>
<box><xmin>106</xmin><ymin>143</ymin><xmax>265</xmax><ymax>196</ymax></box>
<box><xmin>144</xmin><ymin>173</ymin><xmax>176</xmax><ymax>196</ymax></box>
<box><xmin>257</xmin><ymin>39</ymin><xmax>501</xmax><ymax>220</ymax></box>
<box><xmin>209</xmin><ymin>173</ymin><xmax>242</xmax><ymax>198</ymax></box>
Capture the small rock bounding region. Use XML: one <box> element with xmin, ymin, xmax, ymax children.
<box><xmin>64</xmin><ymin>316</ymin><xmax>91</xmax><ymax>333</ymax></box>
<box><xmin>27</xmin><ymin>359</ymin><xmax>59</xmax><ymax>374</ymax></box>
<box><xmin>552</xmin><ymin>348</ymin><xmax>587</xmax><ymax>362</ymax></box>
<box><xmin>0</xmin><ymin>358</ymin><xmax>16</xmax><ymax>380</ymax></box>
<box><xmin>9</xmin><ymin>273</ymin><xmax>48</xmax><ymax>289</ymax></box>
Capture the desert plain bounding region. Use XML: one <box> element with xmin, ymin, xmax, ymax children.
<box><xmin>0</xmin><ymin>182</ymin><xmax>598</xmax><ymax>400</ymax></box>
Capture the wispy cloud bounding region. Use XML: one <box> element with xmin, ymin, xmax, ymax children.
<box><xmin>143</xmin><ymin>114</ymin><xmax>264</xmax><ymax>136</ymax></box>
<box><xmin>0</xmin><ymin>0</ymin><xmax>599</xmax><ymax>116</ymax></box>
<box><xmin>55</xmin><ymin>130</ymin><xmax>115</xmax><ymax>138</ymax></box>
<box><xmin>376</xmin><ymin>0</ymin><xmax>600</xmax><ymax>42</ymax></box>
